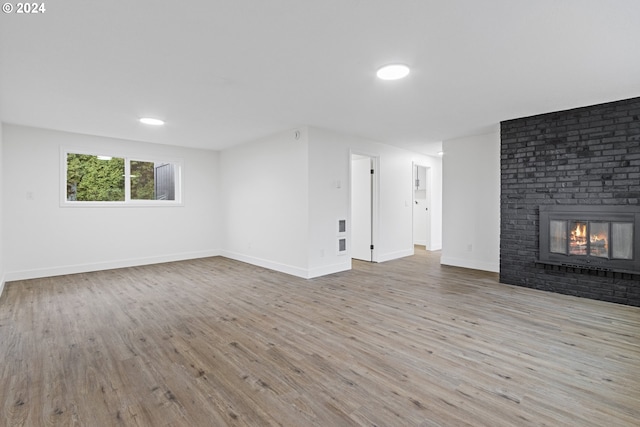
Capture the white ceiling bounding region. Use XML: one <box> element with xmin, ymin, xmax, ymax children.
<box><xmin>1</xmin><ymin>1</ymin><xmax>639</xmax><ymax>156</ymax></box>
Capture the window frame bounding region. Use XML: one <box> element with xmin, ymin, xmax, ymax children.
<box><xmin>61</xmin><ymin>147</ymin><xmax>184</xmax><ymax>207</ymax></box>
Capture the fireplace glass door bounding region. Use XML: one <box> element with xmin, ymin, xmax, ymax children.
<box><xmin>549</xmin><ymin>220</ymin><xmax>566</xmax><ymax>254</ymax></box>
<box><xmin>569</xmin><ymin>221</ymin><xmax>588</xmax><ymax>255</ymax></box>
<box><xmin>549</xmin><ymin>220</ymin><xmax>632</xmax><ymax>260</ymax></box>
<box><xmin>612</xmin><ymin>222</ymin><xmax>633</xmax><ymax>259</ymax></box>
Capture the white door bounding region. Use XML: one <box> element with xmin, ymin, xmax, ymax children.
<box><xmin>351</xmin><ymin>155</ymin><xmax>372</xmax><ymax>261</ymax></box>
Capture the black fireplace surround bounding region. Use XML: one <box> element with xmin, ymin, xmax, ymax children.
<box><xmin>501</xmin><ymin>96</ymin><xmax>640</xmax><ymax>307</ymax></box>
<box><xmin>539</xmin><ymin>205</ymin><xmax>640</xmax><ymax>274</ymax></box>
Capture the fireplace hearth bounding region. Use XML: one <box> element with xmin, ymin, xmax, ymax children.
<box><xmin>539</xmin><ymin>205</ymin><xmax>640</xmax><ymax>274</ymax></box>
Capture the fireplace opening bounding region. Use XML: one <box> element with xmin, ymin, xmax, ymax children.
<box><xmin>539</xmin><ymin>206</ymin><xmax>640</xmax><ymax>274</ymax></box>
<box><xmin>550</xmin><ymin>219</ymin><xmax>633</xmax><ymax>259</ymax></box>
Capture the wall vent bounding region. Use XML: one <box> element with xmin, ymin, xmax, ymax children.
<box><xmin>338</xmin><ymin>238</ymin><xmax>347</xmax><ymax>253</ymax></box>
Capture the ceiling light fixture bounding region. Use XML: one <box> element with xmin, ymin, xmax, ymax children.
<box><xmin>376</xmin><ymin>64</ymin><xmax>410</xmax><ymax>80</ymax></box>
<box><xmin>139</xmin><ymin>117</ymin><xmax>165</xmax><ymax>126</ymax></box>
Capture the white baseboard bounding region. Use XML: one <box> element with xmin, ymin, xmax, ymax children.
<box><xmin>0</xmin><ymin>272</ymin><xmax>5</xmax><ymax>300</ymax></box>
<box><xmin>4</xmin><ymin>250</ymin><xmax>221</xmax><ymax>282</ymax></box>
<box><xmin>3</xmin><ymin>249</ymin><xmax>352</xmax><ymax>284</ymax></box>
<box><xmin>376</xmin><ymin>248</ymin><xmax>415</xmax><ymax>263</ymax></box>
<box><xmin>220</xmin><ymin>250</ymin><xmax>310</xmax><ymax>278</ymax></box>
<box><xmin>307</xmin><ymin>260</ymin><xmax>351</xmax><ymax>278</ymax></box>
<box><xmin>440</xmin><ymin>256</ymin><xmax>499</xmax><ymax>273</ymax></box>
<box><xmin>220</xmin><ymin>251</ymin><xmax>352</xmax><ymax>279</ymax></box>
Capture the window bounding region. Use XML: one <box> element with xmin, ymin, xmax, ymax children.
<box><xmin>130</xmin><ymin>160</ymin><xmax>177</xmax><ymax>201</ymax></box>
<box><xmin>63</xmin><ymin>149</ymin><xmax>182</xmax><ymax>206</ymax></box>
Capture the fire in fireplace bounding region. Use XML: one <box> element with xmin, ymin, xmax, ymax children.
<box><xmin>539</xmin><ymin>205</ymin><xmax>640</xmax><ymax>274</ymax></box>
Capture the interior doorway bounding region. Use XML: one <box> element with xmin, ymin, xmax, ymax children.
<box><xmin>413</xmin><ymin>164</ymin><xmax>431</xmax><ymax>250</ymax></box>
<box><xmin>351</xmin><ymin>154</ymin><xmax>376</xmax><ymax>262</ymax></box>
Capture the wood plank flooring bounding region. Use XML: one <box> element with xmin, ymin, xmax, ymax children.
<box><xmin>1</xmin><ymin>250</ymin><xmax>639</xmax><ymax>426</ymax></box>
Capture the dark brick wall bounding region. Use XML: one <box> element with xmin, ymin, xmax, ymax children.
<box><xmin>500</xmin><ymin>97</ymin><xmax>640</xmax><ymax>307</ymax></box>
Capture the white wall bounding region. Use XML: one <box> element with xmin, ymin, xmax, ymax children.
<box><xmin>219</xmin><ymin>128</ymin><xmax>310</xmax><ymax>277</ymax></box>
<box><xmin>0</xmin><ymin>123</ymin><xmax>4</xmax><ymax>296</ymax></box>
<box><xmin>2</xmin><ymin>123</ymin><xmax>443</xmax><ymax>284</ymax></box>
<box><xmin>306</xmin><ymin>128</ymin><xmax>352</xmax><ymax>276</ymax></box>
<box><xmin>308</xmin><ymin>127</ymin><xmax>442</xmax><ymax>267</ymax></box>
<box><xmin>441</xmin><ymin>132</ymin><xmax>500</xmax><ymax>272</ymax></box>
<box><xmin>219</xmin><ymin>126</ymin><xmax>442</xmax><ymax>279</ymax></box>
<box><xmin>2</xmin><ymin>124</ymin><xmax>220</xmax><ymax>280</ymax></box>
<box><xmin>429</xmin><ymin>162</ymin><xmax>444</xmax><ymax>251</ymax></box>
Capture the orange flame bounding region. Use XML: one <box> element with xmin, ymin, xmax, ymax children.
<box><xmin>573</xmin><ymin>224</ymin><xmax>586</xmax><ymax>238</ymax></box>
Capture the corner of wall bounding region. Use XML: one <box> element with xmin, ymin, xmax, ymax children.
<box><xmin>219</xmin><ymin>128</ymin><xmax>311</xmax><ymax>274</ymax></box>
<box><xmin>440</xmin><ymin>256</ymin><xmax>499</xmax><ymax>273</ymax></box>
<box><xmin>441</xmin><ymin>131</ymin><xmax>500</xmax><ymax>273</ymax></box>
<box><xmin>0</xmin><ymin>121</ymin><xmax>4</xmax><ymax>300</ymax></box>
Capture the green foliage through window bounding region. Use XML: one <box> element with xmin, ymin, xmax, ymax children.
<box><xmin>131</xmin><ymin>160</ymin><xmax>155</xmax><ymax>200</ymax></box>
<box><xmin>67</xmin><ymin>154</ymin><xmax>125</xmax><ymax>201</ymax></box>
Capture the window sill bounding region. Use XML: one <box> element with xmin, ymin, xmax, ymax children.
<box><xmin>61</xmin><ymin>201</ymin><xmax>184</xmax><ymax>208</ymax></box>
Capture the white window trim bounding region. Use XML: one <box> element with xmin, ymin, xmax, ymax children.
<box><xmin>60</xmin><ymin>147</ymin><xmax>184</xmax><ymax>207</ymax></box>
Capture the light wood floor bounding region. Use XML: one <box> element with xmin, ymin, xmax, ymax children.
<box><xmin>1</xmin><ymin>250</ymin><xmax>639</xmax><ymax>426</ymax></box>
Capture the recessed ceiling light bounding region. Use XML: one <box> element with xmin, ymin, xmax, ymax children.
<box><xmin>376</xmin><ymin>64</ymin><xmax>410</xmax><ymax>80</ymax></box>
<box><xmin>437</xmin><ymin>151</ymin><xmax>444</xmax><ymax>156</ymax></box>
<box><xmin>139</xmin><ymin>117</ymin><xmax>165</xmax><ymax>126</ymax></box>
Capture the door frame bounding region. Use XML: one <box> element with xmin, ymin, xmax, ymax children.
<box><xmin>412</xmin><ymin>162</ymin><xmax>432</xmax><ymax>250</ymax></box>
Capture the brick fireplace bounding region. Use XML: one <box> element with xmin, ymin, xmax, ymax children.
<box><xmin>500</xmin><ymin>96</ymin><xmax>640</xmax><ymax>307</ymax></box>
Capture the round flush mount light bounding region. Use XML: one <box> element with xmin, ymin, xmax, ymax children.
<box><xmin>376</xmin><ymin>64</ymin><xmax>410</xmax><ymax>80</ymax></box>
<box><xmin>139</xmin><ymin>117</ymin><xmax>165</xmax><ymax>126</ymax></box>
